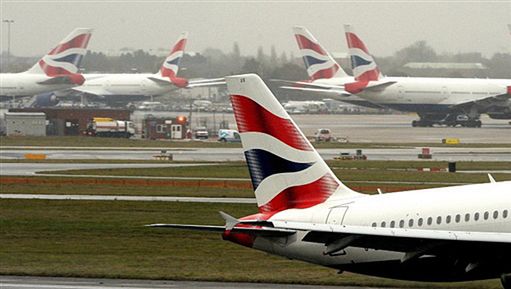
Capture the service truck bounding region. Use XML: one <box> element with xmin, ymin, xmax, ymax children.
<box><xmin>85</xmin><ymin>117</ymin><xmax>135</xmax><ymax>138</ymax></box>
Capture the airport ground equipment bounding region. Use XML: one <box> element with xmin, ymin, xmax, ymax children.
<box><xmin>84</xmin><ymin>117</ymin><xmax>135</xmax><ymax>138</ymax></box>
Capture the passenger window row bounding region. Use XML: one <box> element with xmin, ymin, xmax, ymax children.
<box><xmin>371</xmin><ymin>209</ymin><xmax>509</xmax><ymax>228</ymax></box>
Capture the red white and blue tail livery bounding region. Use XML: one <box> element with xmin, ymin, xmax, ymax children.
<box><xmin>293</xmin><ymin>26</ymin><xmax>348</xmax><ymax>81</ymax></box>
<box><xmin>229</xmin><ymin>74</ymin><xmax>358</xmax><ymax>214</ymax></box>
<box><xmin>1</xmin><ymin>28</ymin><xmax>92</xmax><ymax>100</ymax></box>
<box><xmin>159</xmin><ymin>32</ymin><xmax>188</xmax><ymax>88</ymax></box>
<box><xmin>344</xmin><ymin>24</ymin><xmax>381</xmax><ymax>82</ymax></box>
<box><xmin>27</xmin><ymin>28</ymin><xmax>92</xmax><ymax>85</ymax></box>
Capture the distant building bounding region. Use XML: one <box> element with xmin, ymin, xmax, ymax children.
<box><xmin>5</xmin><ymin>112</ymin><xmax>46</xmax><ymax>136</ymax></box>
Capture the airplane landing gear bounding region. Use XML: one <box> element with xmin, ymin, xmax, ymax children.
<box><xmin>501</xmin><ymin>273</ymin><xmax>511</xmax><ymax>289</ymax></box>
<box><xmin>412</xmin><ymin>113</ymin><xmax>482</xmax><ymax>128</ymax></box>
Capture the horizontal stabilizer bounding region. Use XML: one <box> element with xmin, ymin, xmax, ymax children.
<box><xmin>364</xmin><ymin>81</ymin><xmax>397</xmax><ymax>91</ymax></box>
<box><xmin>147</xmin><ymin>76</ymin><xmax>173</xmax><ymax>86</ymax></box>
<box><xmin>187</xmin><ymin>81</ymin><xmax>226</xmax><ymax>88</ymax></box>
<box><xmin>37</xmin><ymin>75</ymin><xmax>84</xmax><ymax>85</ymax></box>
<box><xmin>146</xmin><ymin>223</ymin><xmax>296</xmax><ymax>237</ymax></box>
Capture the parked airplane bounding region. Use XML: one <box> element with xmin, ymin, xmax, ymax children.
<box><xmin>0</xmin><ymin>28</ymin><xmax>92</xmax><ymax>101</ymax></box>
<box><xmin>342</xmin><ymin>25</ymin><xmax>511</xmax><ymax>127</ymax></box>
<box><xmin>149</xmin><ymin>74</ymin><xmax>511</xmax><ymax>289</ymax></box>
<box><xmin>278</xmin><ymin>26</ymin><xmax>381</xmax><ymax>109</ymax></box>
<box><xmin>68</xmin><ymin>32</ymin><xmax>224</xmax><ymax>105</ymax></box>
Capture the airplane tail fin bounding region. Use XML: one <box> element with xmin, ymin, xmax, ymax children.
<box><xmin>159</xmin><ymin>32</ymin><xmax>189</xmax><ymax>88</ymax></box>
<box><xmin>344</xmin><ymin>24</ymin><xmax>381</xmax><ymax>82</ymax></box>
<box><xmin>226</xmin><ymin>74</ymin><xmax>360</xmax><ymax>215</ymax></box>
<box><xmin>26</xmin><ymin>28</ymin><xmax>92</xmax><ymax>84</ymax></box>
<box><xmin>293</xmin><ymin>26</ymin><xmax>348</xmax><ymax>81</ymax></box>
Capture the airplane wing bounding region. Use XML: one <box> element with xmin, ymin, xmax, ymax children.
<box><xmin>280</xmin><ymin>85</ymin><xmax>351</xmax><ymax>97</ymax></box>
<box><xmin>71</xmin><ymin>86</ymin><xmax>111</xmax><ymax>96</ymax></box>
<box><xmin>451</xmin><ymin>91</ymin><xmax>511</xmax><ymax>110</ymax></box>
<box><xmin>272</xmin><ymin>221</ymin><xmax>511</xmax><ymax>261</ymax></box>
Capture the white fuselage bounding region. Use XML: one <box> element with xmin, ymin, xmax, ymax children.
<box><xmin>361</xmin><ymin>77</ymin><xmax>510</xmax><ymax>113</ymax></box>
<box><xmin>0</xmin><ymin>73</ymin><xmax>77</xmax><ymax>98</ymax></box>
<box><xmin>75</xmin><ymin>73</ymin><xmax>173</xmax><ymax>97</ymax></box>
<box><xmin>255</xmin><ymin>182</ymin><xmax>511</xmax><ymax>281</ymax></box>
<box><xmin>317</xmin><ymin>77</ymin><xmax>510</xmax><ymax>114</ymax></box>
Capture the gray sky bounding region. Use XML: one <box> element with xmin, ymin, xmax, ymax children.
<box><xmin>1</xmin><ymin>0</ymin><xmax>511</xmax><ymax>58</ymax></box>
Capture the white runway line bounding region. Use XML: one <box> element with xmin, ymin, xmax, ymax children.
<box><xmin>0</xmin><ymin>194</ymin><xmax>256</xmax><ymax>203</ymax></box>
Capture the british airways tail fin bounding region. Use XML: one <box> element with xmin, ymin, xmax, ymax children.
<box><xmin>159</xmin><ymin>32</ymin><xmax>189</xmax><ymax>88</ymax></box>
<box><xmin>26</xmin><ymin>28</ymin><xmax>92</xmax><ymax>85</ymax></box>
<box><xmin>226</xmin><ymin>74</ymin><xmax>360</xmax><ymax>214</ymax></box>
<box><xmin>293</xmin><ymin>26</ymin><xmax>348</xmax><ymax>81</ymax></box>
<box><xmin>344</xmin><ymin>24</ymin><xmax>381</xmax><ymax>82</ymax></box>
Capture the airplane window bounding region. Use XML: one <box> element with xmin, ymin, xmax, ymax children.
<box><xmin>446</xmin><ymin>215</ymin><xmax>451</xmax><ymax>224</ymax></box>
<box><xmin>504</xmin><ymin>210</ymin><xmax>509</xmax><ymax>218</ymax></box>
<box><xmin>455</xmin><ymin>214</ymin><xmax>461</xmax><ymax>223</ymax></box>
<box><xmin>474</xmin><ymin>213</ymin><xmax>480</xmax><ymax>221</ymax></box>
<box><xmin>399</xmin><ymin>220</ymin><xmax>405</xmax><ymax>228</ymax></box>
<box><xmin>493</xmin><ymin>211</ymin><xmax>499</xmax><ymax>219</ymax></box>
<box><xmin>436</xmin><ymin>216</ymin><xmax>442</xmax><ymax>225</ymax></box>
<box><xmin>372</xmin><ymin>222</ymin><xmax>377</xmax><ymax>227</ymax></box>
<box><xmin>418</xmin><ymin>218</ymin><xmax>423</xmax><ymax>226</ymax></box>
<box><xmin>465</xmin><ymin>214</ymin><xmax>470</xmax><ymax>222</ymax></box>
<box><xmin>427</xmin><ymin>217</ymin><xmax>433</xmax><ymax>225</ymax></box>
<box><xmin>380</xmin><ymin>222</ymin><xmax>386</xmax><ymax>228</ymax></box>
<box><xmin>390</xmin><ymin>221</ymin><xmax>395</xmax><ymax>228</ymax></box>
<box><xmin>484</xmin><ymin>212</ymin><xmax>489</xmax><ymax>220</ymax></box>
<box><xmin>408</xmin><ymin>219</ymin><xmax>414</xmax><ymax>227</ymax></box>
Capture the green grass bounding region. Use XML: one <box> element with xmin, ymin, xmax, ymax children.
<box><xmin>0</xmin><ymin>199</ymin><xmax>502</xmax><ymax>288</ymax></box>
<box><xmin>2</xmin><ymin>136</ymin><xmax>510</xmax><ymax>148</ymax></box>
<box><xmin>42</xmin><ymin>162</ymin><xmax>511</xmax><ymax>184</ymax></box>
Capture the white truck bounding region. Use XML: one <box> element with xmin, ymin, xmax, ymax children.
<box><xmin>85</xmin><ymin>117</ymin><xmax>135</xmax><ymax>138</ymax></box>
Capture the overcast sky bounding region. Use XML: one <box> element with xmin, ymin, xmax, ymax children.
<box><xmin>1</xmin><ymin>0</ymin><xmax>510</xmax><ymax>58</ymax></box>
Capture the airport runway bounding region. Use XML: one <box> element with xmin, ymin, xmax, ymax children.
<box><xmin>0</xmin><ymin>162</ymin><xmax>212</xmax><ymax>176</ymax></box>
<box><xmin>132</xmin><ymin>112</ymin><xmax>511</xmax><ymax>143</ymax></box>
<box><xmin>2</xmin><ymin>147</ymin><xmax>511</xmax><ymax>162</ymax></box>
<box><xmin>0</xmin><ymin>276</ymin><xmax>403</xmax><ymax>289</ymax></box>
<box><xmin>0</xmin><ymin>194</ymin><xmax>257</xmax><ymax>203</ymax></box>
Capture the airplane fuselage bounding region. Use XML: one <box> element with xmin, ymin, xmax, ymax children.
<box><xmin>249</xmin><ymin>182</ymin><xmax>511</xmax><ymax>282</ymax></box>
<box><xmin>361</xmin><ymin>77</ymin><xmax>510</xmax><ymax>113</ymax></box>
<box><xmin>0</xmin><ymin>73</ymin><xmax>76</xmax><ymax>99</ymax></box>
<box><xmin>75</xmin><ymin>73</ymin><xmax>174</xmax><ymax>98</ymax></box>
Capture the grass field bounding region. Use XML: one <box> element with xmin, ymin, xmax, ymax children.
<box><xmin>42</xmin><ymin>161</ymin><xmax>511</xmax><ymax>184</ymax></box>
<box><xmin>2</xmin><ymin>135</ymin><xmax>511</xmax><ymax>148</ymax></box>
<box><xmin>0</xmin><ymin>199</ymin><xmax>502</xmax><ymax>289</ymax></box>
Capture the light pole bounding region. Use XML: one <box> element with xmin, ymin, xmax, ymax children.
<box><xmin>3</xmin><ymin>19</ymin><xmax>14</xmax><ymax>72</ymax></box>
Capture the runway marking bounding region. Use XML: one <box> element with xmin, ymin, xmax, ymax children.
<box><xmin>0</xmin><ymin>194</ymin><xmax>257</xmax><ymax>203</ymax></box>
<box><xmin>0</xmin><ymin>284</ymin><xmax>175</xmax><ymax>289</ymax></box>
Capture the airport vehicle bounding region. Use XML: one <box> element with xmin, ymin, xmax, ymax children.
<box><xmin>218</xmin><ymin>129</ymin><xmax>240</xmax><ymax>142</ymax></box>
<box><xmin>314</xmin><ymin>128</ymin><xmax>332</xmax><ymax>142</ymax></box>
<box><xmin>0</xmin><ymin>28</ymin><xmax>92</xmax><ymax>101</ymax></box>
<box><xmin>278</xmin><ymin>26</ymin><xmax>380</xmax><ymax>109</ymax></box>
<box><xmin>70</xmin><ymin>32</ymin><xmax>224</xmax><ymax>105</ymax></box>
<box><xmin>193</xmin><ymin>126</ymin><xmax>209</xmax><ymax>139</ymax></box>
<box><xmin>84</xmin><ymin>117</ymin><xmax>135</xmax><ymax>138</ymax></box>
<box><xmin>283</xmin><ymin>26</ymin><xmax>511</xmax><ymax>127</ymax></box>
<box><xmin>149</xmin><ymin>74</ymin><xmax>511</xmax><ymax>289</ymax></box>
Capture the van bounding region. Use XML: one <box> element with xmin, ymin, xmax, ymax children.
<box><xmin>218</xmin><ymin>129</ymin><xmax>241</xmax><ymax>143</ymax></box>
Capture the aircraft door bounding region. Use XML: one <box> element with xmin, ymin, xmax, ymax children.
<box><xmin>326</xmin><ymin>206</ymin><xmax>349</xmax><ymax>225</ymax></box>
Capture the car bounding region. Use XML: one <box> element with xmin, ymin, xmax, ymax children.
<box><xmin>314</xmin><ymin>128</ymin><xmax>332</xmax><ymax>142</ymax></box>
<box><xmin>218</xmin><ymin>129</ymin><xmax>241</xmax><ymax>142</ymax></box>
<box><xmin>194</xmin><ymin>126</ymin><xmax>209</xmax><ymax>139</ymax></box>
